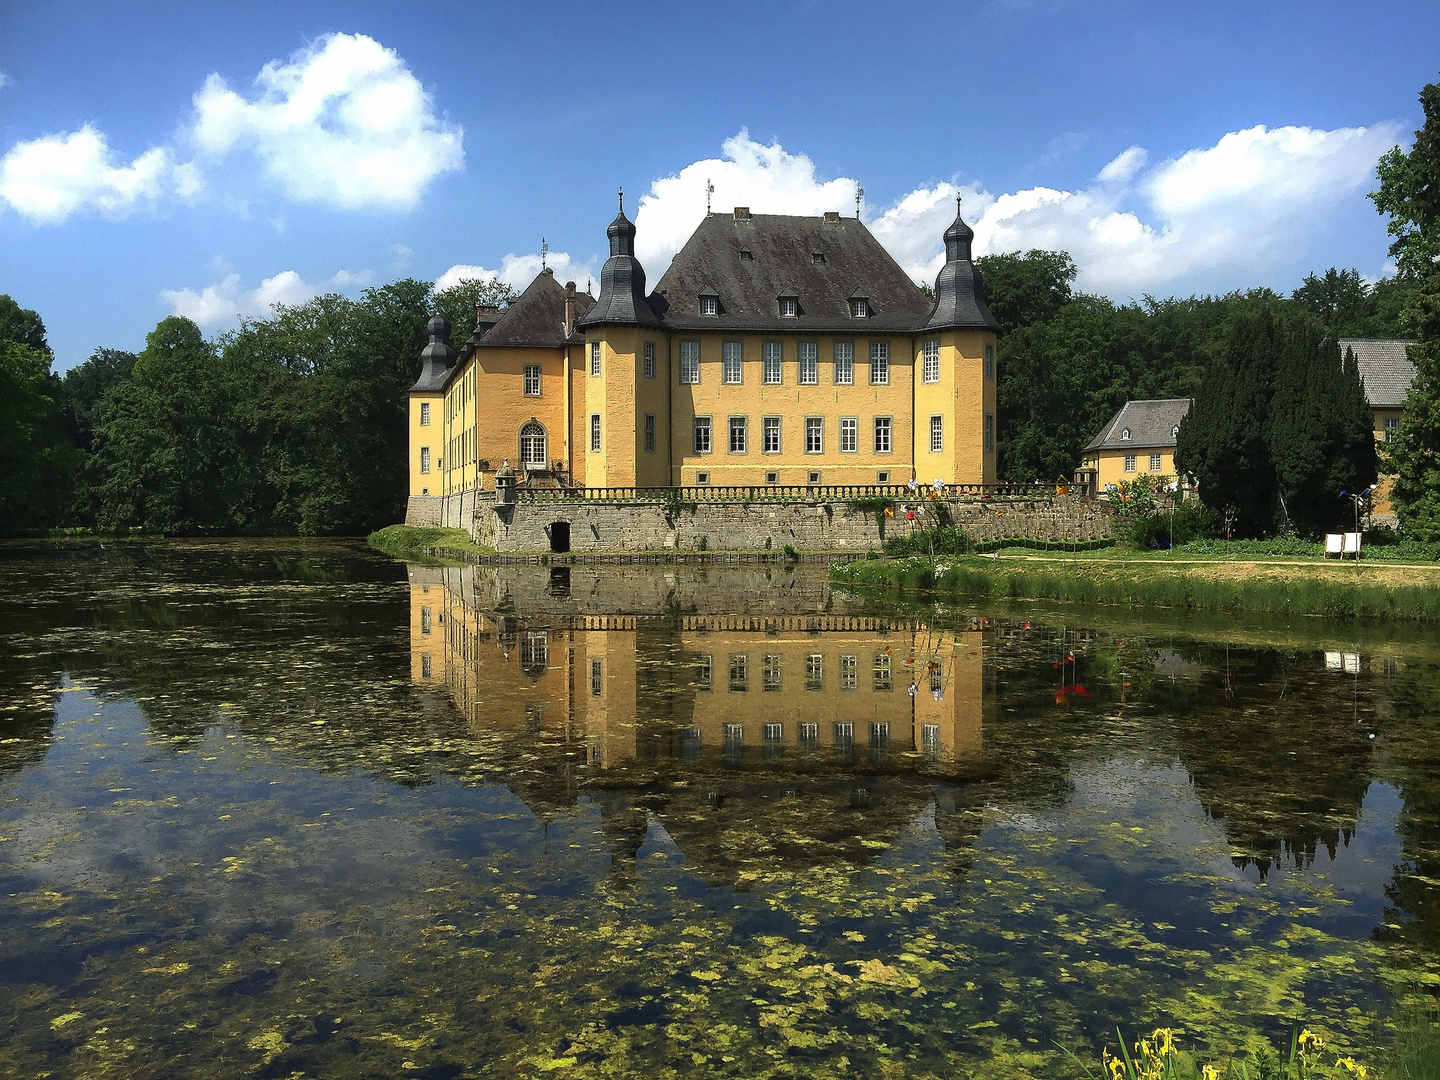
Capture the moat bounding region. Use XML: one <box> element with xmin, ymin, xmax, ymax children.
<box><xmin>3</xmin><ymin>539</ymin><xmax>1440</xmax><ymax>1078</ymax></box>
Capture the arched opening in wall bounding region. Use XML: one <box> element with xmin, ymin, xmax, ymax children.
<box><xmin>548</xmin><ymin>521</ymin><xmax>571</xmax><ymax>553</ymax></box>
<box><xmin>520</xmin><ymin>421</ymin><xmax>547</xmax><ymax>469</ymax></box>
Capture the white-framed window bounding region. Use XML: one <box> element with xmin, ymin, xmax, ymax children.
<box><xmin>729</xmin><ymin>654</ymin><xmax>748</xmax><ymax>691</ymax></box>
<box><xmin>1149</xmin><ymin>452</ymin><xmax>1162</xmax><ymax>471</ymax></box>
<box><xmin>833</xmin><ymin>341</ymin><xmax>854</xmax><ymax>384</ymax></box>
<box><xmin>723</xmin><ymin>340</ymin><xmax>743</xmax><ymax>384</ymax></box>
<box><xmin>839</xmin><ymin>654</ymin><xmax>858</xmax><ymax>690</ymax></box>
<box><xmin>729</xmin><ymin>415</ymin><xmax>747</xmax><ymax>453</ymax></box>
<box><xmin>805</xmin><ymin>653</ymin><xmax>823</xmax><ymax>690</ymax></box>
<box><xmin>805</xmin><ymin>416</ymin><xmax>824</xmax><ymax>453</ymax></box>
<box><xmin>523</xmin><ymin>364</ymin><xmax>541</xmax><ymax>396</ymax></box>
<box><xmin>643</xmin><ymin>341</ymin><xmax>656</xmax><ymax>379</ymax></box>
<box><xmin>840</xmin><ymin>417</ymin><xmax>858</xmax><ymax>453</ymax></box>
<box><xmin>874</xmin><ymin>416</ymin><xmax>892</xmax><ymax>453</ymax></box>
<box><xmin>930</xmin><ymin>414</ymin><xmax>943</xmax><ymax>452</ymax></box>
<box><xmin>590</xmin><ymin>341</ymin><xmax>601</xmax><ymax>377</ymax></box>
<box><xmin>420</xmin><ymin>401</ymin><xmax>431</xmax><ymax>426</ymax></box>
<box><xmin>850</xmin><ymin>298</ymin><xmax>868</xmax><ymax>318</ymax></box>
<box><xmin>1124</xmin><ymin>454</ymin><xmax>1137</xmax><ymax>472</ymax></box>
<box><xmin>693</xmin><ymin>416</ymin><xmax>712</xmax><ymax>454</ymax></box>
<box><xmin>763</xmin><ymin>341</ymin><xmax>783</xmax><ymax>384</ymax></box>
<box><xmin>922</xmin><ymin>338</ymin><xmax>940</xmax><ymax>384</ymax></box>
<box><xmin>870</xmin><ymin>341</ymin><xmax>889</xmax><ymax>385</ymax></box>
<box><xmin>1385</xmin><ymin>417</ymin><xmax>1400</xmax><ymax>442</ymax></box>
<box><xmin>873</xmin><ymin>652</ymin><xmax>892</xmax><ymax>692</ymax></box>
<box><xmin>764</xmin><ymin>721</ymin><xmax>783</xmax><ymax>741</ymax></box>
<box><xmin>520</xmin><ymin>422</ymin><xmax>546</xmax><ymax>467</ymax></box>
<box><xmin>780</xmin><ymin>296</ymin><xmax>798</xmax><ymax>318</ymax></box>
<box><xmin>798</xmin><ymin>341</ymin><xmax>818</xmax><ymax>384</ymax></box>
<box><xmin>644</xmin><ymin>414</ymin><xmax>656</xmax><ymax>453</ymax></box>
<box><xmin>1121</xmin><ymin>427</ymin><xmax>1131</xmax><ymax>441</ymax></box>
<box><xmin>763</xmin><ymin>654</ymin><xmax>782</xmax><ymax>691</ymax></box>
<box><xmin>984</xmin><ymin>342</ymin><xmax>995</xmax><ymax>381</ymax></box>
<box><xmin>420</xmin><ymin>447</ymin><xmax>431</xmax><ymax>474</ymax></box>
<box><xmin>763</xmin><ymin>416</ymin><xmax>781</xmax><ymax>453</ymax></box>
<box><xmin>680</xmin><ymin>340</ymin><xmax>700</xmax><ymax>384</ymax></box>
<box><xmin>985</xmin><ymin>413</ymin><xmax>995</xmax><ymax>453</ymax></box>
<box><xmin>590</xmin><ymin>413</ymin><xmax>601</xmax><ymax>452</ymax></box>
<box><xmin>694</xmin><ymin>654</ymin><xmax>713</xmax><ymax>689</ymax></box>
<box><xmin>701</xmin><ymin>295</ymin><xmax>719</xmax><ymax>317</ymax></box>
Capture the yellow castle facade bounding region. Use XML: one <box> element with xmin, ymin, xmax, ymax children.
<box><xmin>409</xmin><ymin>197</ymin><xmax>1001</xmax><ymax>502</ymax></box>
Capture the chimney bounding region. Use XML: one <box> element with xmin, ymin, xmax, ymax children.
<box><xmin>473</xmin><ymin>301</ymin><xmax>502</xmax><ymax>340</ymax></box>
<box><xmin>823</xmin><ymin>211</ymin><xmax>841</xmax><ymax>223</ymax></box>
<box><xmin>733</xmin><ymin>206</ymin><xmax>750</xmax><ymax>220</ymax></box>
<box><xmin>564</xmin><ymin>281</ymin><xmax>577</xmax><ymax>337</ymax></box>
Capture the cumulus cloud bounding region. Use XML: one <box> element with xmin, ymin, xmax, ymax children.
<box><xmin>0</xmin><ymin>33</ymin><xmax>461</xmax><ymax>224</ymax></box>
<box><xmin>436</xmin><ymin>250</ymin><xmax>599</xmax><ymax>295</ymax></box>
<box><xmin>160</xmin><ymin>268</ymin><xmax>371</xmax><ymax>327</ymax></box>
<box><xmin>186</xmin><ymin>33</ymin><xmax>463</xmax><ymax>210</ymax></box>
<box><xmin>631</xmin><ymin>125</ymin><xmax>1401</xmax><ymax>297</ymax></box>
<box><xmin>0</xmin><ymin>124</ymin><xmax>179</xmax><ymax>223</ymax></box>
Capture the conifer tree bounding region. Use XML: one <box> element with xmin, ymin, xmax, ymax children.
<box><xmin>1372</xmin><ymin>75</ymin><xmax>1440</xmax><ymax>537</ymax></box>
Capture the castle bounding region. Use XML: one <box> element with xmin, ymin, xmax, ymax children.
<box><xmin>407</xmin><ymin>195</ymin><xmax>1000</xmax><ymax>517</ymax></box>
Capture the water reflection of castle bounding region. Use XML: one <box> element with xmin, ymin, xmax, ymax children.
<box><xmin>407</xmin><ymin>564</ymin><xmax>992</xmax><ymax>780</ymax></box>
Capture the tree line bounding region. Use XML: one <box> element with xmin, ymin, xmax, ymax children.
<box><xmin>2</xmin><ymin>72</ymin><xmax>1436</xmax><ymax>540</ymax></box>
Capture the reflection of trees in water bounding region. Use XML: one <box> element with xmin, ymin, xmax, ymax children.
<box><xmin>1164</xmin><ymin>646</ymin><xmax>1377</xmax><ymax>878</ymax></box>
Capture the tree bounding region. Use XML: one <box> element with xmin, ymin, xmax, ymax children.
<box><xmin>974</xmin><ymin>249</ymin><xmax>1076</xmax><ymax>337</ymax></box>
<box><xmin>1371</xmin><ymin>75</ymin><xmax>1440</xmax><ymax>538</ymax></box>
<box><xmin>433</xmin><ymin>277</ymin><xmax>516</xmax><ymax>349</ymax></box>
<box><xmin>0</xmin><ymin>296</ymin><xmax>75</xmax><ymax>533</ymax></box>
<box><xmin>0</xmin><ymin>294</ymin><xmax>51</xmax><ymax>357</ymax></box>
<box><xmin>1175</xmin><ymin>308</ymin><xmax>1279</xmax><ymax>536</ymax></box>
<box><xmin>1292</xmin><ymin>268</ymin><xmax>1372</xmax><ymax>331</ymax></box>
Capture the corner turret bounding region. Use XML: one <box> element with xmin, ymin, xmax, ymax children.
<box><xmin>924</xmin><ymin>197</ymin><xmax>1001</xmax><ymax>333</ymax></box>
<box><xmin>411</xmin><ymin>315</ymin><xmax>457</xmax><ymax>391</ymax></box>
<box><xmin>579</xmin><ymin>190</ymin><xmax>662</xmax><ymax>328</ymax></box>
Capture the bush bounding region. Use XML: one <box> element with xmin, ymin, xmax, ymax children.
<box><xmin>882</xmin><ymin>525</ymin><xmax>975</xmax><ymax>558</ymax></box>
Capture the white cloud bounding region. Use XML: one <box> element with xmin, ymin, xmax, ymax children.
<box><xmin>0</xmin><ymin>33</ymin><xmax>460</xmax><ymax>225</ymax></box>
<box><xmin>633</xmin><ymin>130</ymin><xmax>861</xmax><ymax>274</ymax></box>
<box><xmin>186</xmin><ymin>32</ymin><xmax>463</xmax><ymax>210</ymax></box>
<box><xmin>630</xmin><ymin>125</ymin><xmax>1401</xmax><ymax>298</ymax></box>
<box><xmin>391</xmin><ymin>243</ymin><xmax>414</xmax><ymax>271</ymax></box>
<box><xmin>0</xmin><ymin>69</ymin><xmax>10</xmax><ymax>90</ymax></box>
<box><xmin>160</xmin><ymin>268</ymin><xmax>371</xmax><ymax>327</ymax></box>
<box><xmin>436</xmin><ymin>250</ymin><xmax>599</xmax><ymax>295</ymax></box>
<box><xmin>0</xmin><ymin>124</ymin><xmax>178</xmax><ymax>223</ymax></box>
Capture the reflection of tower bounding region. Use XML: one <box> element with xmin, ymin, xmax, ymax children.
<box><xmin>578</xmin><ymin>619</ymin><xmax>639</xmax><ymax>768</ymax></box>
<box><xmin>407</xmin><ymin>566</ymin><xmax>447</xmax><ymax>687</ymax></box>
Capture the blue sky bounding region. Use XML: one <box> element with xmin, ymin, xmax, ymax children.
<box><xmin>1</xmin><ymin>0</ymin><xmax>1437</xmax><ymax>372</ymax></box>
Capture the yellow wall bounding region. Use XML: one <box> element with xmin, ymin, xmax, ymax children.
<box><xmin>409</xmin><ymin>391</ymin><xmax>443</xmax><ymax>497</ymax></box>
<box><xmin>1083</xmin><ymin>446</ymin><xmax>1177</xmax><ymax>490</ymax></box>
<box><xmin>1372</xmin><ymin>408</ymin><xmax>1402</xmax><ymax>515</ymax></box>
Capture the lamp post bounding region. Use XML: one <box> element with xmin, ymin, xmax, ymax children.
<box><xmin>1340</xmin><ymin>488</ymin><xmax>1371</xmax><ymax>570</ymax></box>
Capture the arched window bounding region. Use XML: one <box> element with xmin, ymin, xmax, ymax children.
<box><xmin>520</xmin><ymin>422</ymin><xmax>547</xmax><ymax>468</ymax></box>
<box><xmin>1121</xmin><ymin>428</ymin><xmax>1131</xmax><ymax>440</ymax></box>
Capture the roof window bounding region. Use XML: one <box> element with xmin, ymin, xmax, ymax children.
<box><xmin>849</xmin><ymin>297</ymin><xmax>869</xmax><ymax>318</ymax></box>
<box><xmin>812</xmin><ymin>251</ymin><xmax>825</xmax><ymax>264</ymax></box>
<box><xmin>740</xmin><ymin>249</ymin><xmax>753</xmax><ymax>261</ymax></box>
<box><xmin>1172</xmin><ymin>425</ymin><xmax>1180</xmax><ymax>438</ymax></box>
<box><xmin>1121</xmin><ymin>428</ymin><xmax>1131</xmax><ymax>440</ymax></box>
<box><xmin>700</xmin><ymin>295</ymin><xmax>719</xmax><ymax>317</ymax></box>
<box><xmin>779</xmin><ymin>296</ymin><xmax>798</xmax><ymax>318</ymax></box>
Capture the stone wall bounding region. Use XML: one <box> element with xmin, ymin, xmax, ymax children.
<box><xmin>471</xmin><ymin>496</ymin><xmax>1110</xmax><ymax>553</ymax></box>
<box><xmin>406</xmin><ymin>491</ymin><xmax>480</xmax><ymax>530</ymax></box>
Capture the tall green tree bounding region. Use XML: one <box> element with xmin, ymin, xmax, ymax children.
<box><xmin>1371</xmin><ymin>75</ymin><xmax>1440</xmax><ymax>537</ymax></box>
<box><xmin>974</xmin><ymin>249</ymin><xmax>1077</xmax><ymax>337</ymax></box>
<box><xmin>433</xmin><ymin>277</ymin><xmax>516</xmax><ymax>348</ymax></box>
<box><xmin>0</xmin><ymin>296</ymin><xmax>75</xmax><ymax>533</ymax></box>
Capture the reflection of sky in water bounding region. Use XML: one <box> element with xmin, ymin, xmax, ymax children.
<box><xmin>1</xmin><ymin>546</ymin><xmax>1439</xmax><ymax>1077</ymax></box>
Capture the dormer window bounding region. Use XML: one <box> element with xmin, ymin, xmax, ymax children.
<box><xmin>1172</xmin><ymin>425</ymin><xmax>1180</xmax><ymax>438</ymax></box>
<box><xmin>740</xmin><ymin>249</ymin><xmax>753</xmax><ymax>261</ymax></box>
<box><xmin>780</xmin><ymin>296</ymin><xmax>798</xmax><ymax>318</ymax></box>
<box><xmin>812</xmin><ymin>252</ymin><xmax>825</xmax><ymax>264</ymax></box>
<box><xmin>1121</xmin><ymin>428</ymin><xmax>1131</xmax><ymax>440</ymax></box>
<box><xmin>850</xmin><ymin>298</ymin><xmax>869</xmax><ymax>318</ymax></box>
<box><xmin>700</xmin><ymin>295</ymin><xmax>719</xmax><ymax>317</ymax></box>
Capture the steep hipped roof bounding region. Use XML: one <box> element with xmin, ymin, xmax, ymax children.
<box><xmin>924</xmin><ymin>198</ymin><xmax>1001</xmax><ymax>333</ymax></box>
<box><xmin>474</xmin><ymin>269</ymin><xmax>594</xmax><ymax>349</ymax></box>
<box><xmin>1339</xmin><ymin>337</ymin><xmax>1416</xmax><ymax>409</ymax></box>
<box><xmin>1084</xmin><ymin>398</ymin><xmax>1191</xmax><ymax>452</ymax></box>
<box><xmin>651</xmin><ymin>212</ymin><xmax>933</xmax><ymax>332</ymax></box>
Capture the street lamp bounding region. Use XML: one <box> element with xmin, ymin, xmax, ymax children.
<box><xmin>1340</xmin><ymin>488</ymin><xmax>1371</xmax><ymax>566</ymax></box>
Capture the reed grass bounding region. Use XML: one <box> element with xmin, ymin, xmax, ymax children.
<box><xmin>367</xmin><ymin>524</ymin><xmax>493</xmax><ymax>562</ymax></box>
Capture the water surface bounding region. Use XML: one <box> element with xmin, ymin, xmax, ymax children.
<box><xmin>3</xmin><ymin>540</ymin><xmax>1440</xmax><ymax>1078</ymax></box>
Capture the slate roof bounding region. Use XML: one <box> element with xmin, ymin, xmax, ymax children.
<box><xmin>473</xmin><ymin>269</ymin><xmax>594</xmax><ymax>350</ymax></box>
<box><xmin>411</xmin><ymin>315</ymin><xmax>457</xmax><ymax>392</ymax></box>
<box><xmin>1084</xmin><ymin>398</ymin><xmax>1191</xmax><ymax>452</ymax></box>
<box><xmin>1339</xmin><ymin>337</ymin><xmax>1416</xmax><ymax>409</ymax></box>
<box><xmin>925</xmin><ymin>201</ymin><xmax>1002</xmax><ymax>332</ymax></box>
<box><xmin>650</xmin><ymin>213</ymin><xmax>934</xmax><ymax>332</ymax></box>
<box><xmin>578</xmin><ymin>204</ymin><xmax>663</xmax><ymax>329</ymax></box>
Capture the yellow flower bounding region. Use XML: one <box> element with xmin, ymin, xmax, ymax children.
<box><xmin>1336</xmin><ymin>1057</ymin><xmax>1367</xmax><ymax>1080</ymax></box>
<box><xmin>1201</xmin><ymin>1065</ymin><xmax>1220</xmax><ymax>1080</ymax></box>
<box><xmin>1298</xmin><ymin>1030</ymin><xmax>1326</xmax><ymax>1055</ymax></box>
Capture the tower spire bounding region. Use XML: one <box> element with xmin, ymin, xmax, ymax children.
<box><xmin>618</xmin><ymin>187</ymin><xmax>624</xmax><ymax>215</ymax></box>
<box><xmin>540</xmin><ymin>236</ymin><xmax>548</xmax><ymax>271</ymax></box>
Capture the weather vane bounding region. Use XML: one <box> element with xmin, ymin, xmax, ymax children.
<box><xmin>706</xmin><ymin>177</ymin><xmax>714</xmax><ymax>214</ymax></box>
<box><xmin>855</xmin><ymin>183</ymin><xmax>864</xmax><ymax>219</ymax></box>
<box><xmin>540</xmin><ymin>236</ymin><xmax>548</xmax><ymax>271</ymax></box>
<box><xmin>618</xmin><ymin>186</ymin><xmax>624</xmax><ymax>214</ymax></box>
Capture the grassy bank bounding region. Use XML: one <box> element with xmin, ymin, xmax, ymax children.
<box><xmin>832</xmin><ymin>550</ymin><xmax>1440</xmax><ymax>620</ymax></box>
<box><xmin>367</xmin><ymin>524</ymin><xmax>493</xmax><ymax>563</ymax></box>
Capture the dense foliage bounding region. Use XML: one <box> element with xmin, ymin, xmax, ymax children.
<box><xmin>0</xmin><ymin>277</ymin><xmax>511</xmax><ymax>536</ymax></box>
<box><xmin>1373</xmin><ymin>76</ymin><xmax>1440</xmax><ymax>539</ymax></box>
